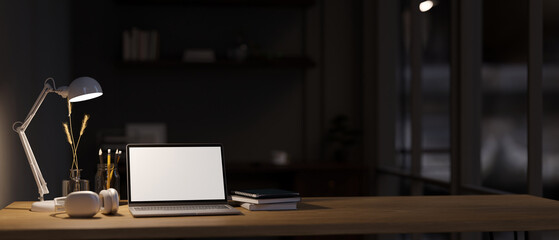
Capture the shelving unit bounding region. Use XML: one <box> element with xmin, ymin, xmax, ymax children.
<box><xmin>115</xmin><ymin>0</ymin><xmax>315</xmax><ymax>71</ymax></box>
<box><xmin>72</xmin><ymin>0</ymin><xmax>368</xmax><ymax>198</ymax></box>
<box><xmin>115</xmin><ymin>0</ymin><xmax>315</xmax><ymax>7</ymax></box>
<box><xmin>117</xmin><ymin>57</ymin><xmax>314</xmax><ymax>69</ymax></box>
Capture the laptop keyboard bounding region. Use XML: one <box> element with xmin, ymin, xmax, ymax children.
<box><xmin>133</xmin><ymin>205</ymin><xmax>230</xmax><ymax>212</ymax></box>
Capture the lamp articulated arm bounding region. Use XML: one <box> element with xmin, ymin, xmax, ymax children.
<box><xmin>15</xmin><ymin>130</ymin><xmax>49</xmax><ymax>201</ymax></box>
<box><xmin>12</xmin><ymin>78</ymin><xmax>67</xmax><ymax>202</ymax></box>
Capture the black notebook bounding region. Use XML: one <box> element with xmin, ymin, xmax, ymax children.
<box><xmin>231</xmin><ymin>189</ymin><xmax>300</xmax><ymax>199</ymax></box>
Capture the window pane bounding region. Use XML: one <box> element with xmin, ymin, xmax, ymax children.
<box><xmin>394</xmin><ymin>0</ymin><xmax>452</xmax><ymax>192</ymax></box>
<box><xmin>481</xmin><ymin>0</ymin><xmax>528</xmax><ymax>193</ymax></box>
<box><xmin>543</xmin><ymin>0</ymin><xmax>559</xmax><ymax>200</ymax></box>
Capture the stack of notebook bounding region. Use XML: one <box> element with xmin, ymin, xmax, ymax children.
<box><xmin>231</xmin><ymin>189</ymin><xmax>301</xmax><ymax>211</ymax></box>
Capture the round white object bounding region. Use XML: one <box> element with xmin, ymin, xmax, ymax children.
<box><xmin>65</xmin><ymin>191</ymin><xmax>100</xmax><ymax>218</ymax></box>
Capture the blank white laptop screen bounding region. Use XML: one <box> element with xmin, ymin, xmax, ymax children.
<box><xmin>128</xmin><ymin>146</ymin><xmax>226</xmax><ymax>202</ymax></box>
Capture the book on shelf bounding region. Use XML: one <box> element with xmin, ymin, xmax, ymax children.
<box><xmin>122</xmin><ymin>27</ymin><xmax>160</xmax><ymax>62</ymax></box>
<box><xmin>182</xmin><ymin>49</ymin><xmax>216</xmax><ymax>63</ymax></box>
<box><xmin>240</xmin><ymin>202</ymin><xmax>297</xmax><ymax>211</ymax></box>
<box><xmin>231</xmin><ymin>188</ymin><xmax>300</xmax><ymax>199</ymax></box>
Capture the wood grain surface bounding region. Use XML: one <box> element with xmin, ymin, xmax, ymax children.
<box><xmin>1</xmin><ymin>195</ymin><xmax>559</xmax><ymax>239</ymax></box>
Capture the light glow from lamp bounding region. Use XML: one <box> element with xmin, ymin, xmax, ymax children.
<box><xmin>70</xmin><ymin>92</ymin><xmax>103</xmax><ymax>102</ymax></box>
<box><xmin>419</xmin><ymin>0</ymin><xmax>434</xmax><ymax>12</ymax></box>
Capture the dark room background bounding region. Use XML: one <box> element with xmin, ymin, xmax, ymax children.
<box><xmin>1</xmin><ymin>0</ymin><xmax>367</xmax><ymax>205</ymax></box>
<box><xmin>3</xmin><ymin>1</ymin><xmax>559</xmax><ymax>227</ymax></box>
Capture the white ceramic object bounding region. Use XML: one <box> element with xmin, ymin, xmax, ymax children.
<box><xmin>65</xmin><ymin>191</ymin><xmax>100</xmax><ymax>218</ymax></box>
<box><xmin>100</xmin><ymin>188</ymin><xmax>119</xmax><ymax>214</ymax></box>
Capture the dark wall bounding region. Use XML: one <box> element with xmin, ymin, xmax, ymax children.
<box><xmin>0</xmin><ymin>0</ymin><xmax>369</xmax><ymax>206</ymax></box>
<box><xmin>71</xmin><ymin>0</ymin><xmax>366</xmax><ymax>194</ymax></box>
<box><xmin>71</xmin><ymin>1</ymin><xmax>307</xmax><ymax>162</ymax></box>
<box><xmin>0</xmin><ymin>0</ymin><xmax>71</xmax><ymax>207</ymax></box>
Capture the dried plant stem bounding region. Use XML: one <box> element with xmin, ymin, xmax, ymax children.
<box><xmin>69</xmin><ymin>115</ymin><xmax>78</xmax><ymax>170</ymax></box>
<box><xmin>73</xmin><ymin>114</ymin><xmax>90</xmax><ymax>169</ymax></box>
<box><xmin>62</xmin><ymin>122</ymin><xmax>77</xmax><ymax>170</ymax></box>
<box><xmin>67</xmin><ymin>98</ymin><xmax>72</xmax><ymax>117</ymax></box>
<box><xmin>67</xmin><ymin>99</ymin><xmax>78</xmax><ymax>170</ymax></box>
<box><xmin>63</xmin><ymin>99</ymin><xmax>91</xmax><ymax>173</ymax></box>
<box><xmin>79</xmin><ymin>114</ymin><xmax>89</xmax><ymax>136</ymax></box>
<box><xmin>62</xmin><ymin>123</ymin><xmax>72</xmax><ymax>146</ymax></box>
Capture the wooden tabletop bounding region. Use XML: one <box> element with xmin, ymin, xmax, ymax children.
<box><xmin>2</xmin><ymin>195</ymin><xmax>559</xmax><ymax>239</ymax></box>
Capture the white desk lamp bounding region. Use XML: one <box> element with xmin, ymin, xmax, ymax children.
<box><xmin>12</xmin><ymin>77</ymin><xmax>103</xmax><ymax>212</ymax></box>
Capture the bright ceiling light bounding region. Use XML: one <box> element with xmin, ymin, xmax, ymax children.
<box><xmin>419</xmin><ymin>0</ymin><xmax>434</xmax><ymax>12</ymax></box>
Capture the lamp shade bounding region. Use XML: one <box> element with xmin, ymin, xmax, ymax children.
<box><xmin>67</xmin><ymin>77</ymin><xmax>103</xmax><ymax>102</ymax></box>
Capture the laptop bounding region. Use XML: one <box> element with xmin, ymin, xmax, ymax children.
<box><xmin>126</xmin><ymin>143</ymin><xmax>241</xmax><ymax>217</ymax></box>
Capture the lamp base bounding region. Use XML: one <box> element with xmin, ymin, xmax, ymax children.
<box><xmin>31</xmin><ymin>200</ymin><xmax>55</xmax><ymax>212</ymax></box>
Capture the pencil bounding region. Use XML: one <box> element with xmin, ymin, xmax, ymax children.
<box><xmin>107</xmin><ymin>149</ymin><xmax>111</xmax><ymax>189</ymax></box>
<box><xmin>108</xmin><ymin>149</ymin><xmax>120</xmax><ymax>187</ymax></box>
<box><xmin>98</xmin><ymin>148</ymin><xmax>103</xmax><ymax>165</ymax></box>
<box><xmin>116</xmin><ymin>149</ymin><xmax>121</xmax><ymax>165</ymax></box>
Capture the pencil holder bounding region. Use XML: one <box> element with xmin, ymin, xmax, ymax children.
<box><xmin>95</xmin><ymin>163</ymin><xmax>120</xmax><ymax>196</ymax></box>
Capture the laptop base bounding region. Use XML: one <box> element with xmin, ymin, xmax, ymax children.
<box><xmin>129</xmin><ymin>204</ymin><xmax>241</xmax><ymax>218</ymax></box>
